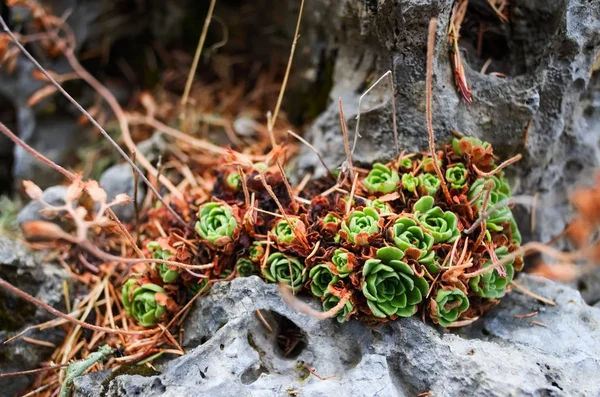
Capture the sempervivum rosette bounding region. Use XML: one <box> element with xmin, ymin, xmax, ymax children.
<box><xmin>361</xmin><ymin>247</ymin><xmax>429</xmax><ymax>318</ymax></box>
<box><xmin>340</xmin><ymin>207</ymin><xmax>380</xmax><ymax>246</ymax></box>
<box><xmin>195</xmin><ymin>202</ymin><xmax>238</xmax><ymax>246</ymax></box>
<box><xmin>309</xmin><ymin>264</ymin><xmax>338</xmax><ymax>297</ymax></box>
<box><xmin>445</xmin><ymin>163</ymin><xmax>468</xmax><ymax>190</ymax></box>
<box><xmin>147</xmin><ymin>241</ymin><xmax>178</xmax><ymax>283</ymax></box>
<box><xmin>271</xmin><ymin>218</ymin><xmax>304</xmax><ymax>244</ymax></box>
<box><xmin>236</xmin><ymin>258</ymin><xmax>256</xmax><ymax>277</ymax></box>
<box><xmin>391</xmin><ymin>218</ymin><xmax>435</xmax><ymax>265</ymax></box>
<box><xmin>363</xmin><ymin>163</ymin><xmax>400</xmax><ymax>194</ymax></box>
<box><xmin>413</xmin><ymin>196</ymin><xmax>460</xmax><ymax>243</ymax></box>
<box><xmin>430</xmin><ymin>288</ymin><xmax>470</xmax><ymax>327</ymax></box>
<box><xmin>452</xmin><ymin>136</ymin><xmax>494</xmax><ymax>171</ymax></box>
<box><xmin>249</xmin><ymin>242</ymin><xmax>265</xmax><ymax>263</ymax></box>
<box><xmin>121</xmin><ymin>279</ymin><xmax>167</xmax><ymax>327</ymax></box>
<box><xmin>469</xmin><ymin>247</ymin><xmax>514</xmax><ymax>298</ymax></box>
<box><xmin>468</xmin><ymin>176</ymin><xmax>521</xmax><ymax>244</ymax></box>
<box><xmin>262</xmin><ymin>252</ymin><xmax>306</xmax><ymax>292</ymax></box>
<box><xmin>418</xmin><ymin>173</ymin><xmax>441</xmax><ymax>196</ymax></box>
<box><xmin>323</xmin><ymin>293</ymin><xmax>354</xmax><ymax>323</ymax></box>
<box><xmin>401</xmin><ymin>173</ymin><xmax>418</xmax><ymax>193</ymax></box>
<box><xmin>331</xmin><ymin>249</ymin><xmax>354</xmax><ymax>278</ymax></box>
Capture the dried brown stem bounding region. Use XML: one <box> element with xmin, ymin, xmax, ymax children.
<box><xmin>268</xmin><ymin>0</ymin><xmax>305</xmax><ymax>131</ymax></box>
<box><xmin>339</xmin><ymin>97</ymin><xmax>354</xmax><ymax>181</ymax></box>
<box><xmin>180</xmin><ymin>0</ymin><xmax>216</xmax><ymax>111</ymax></box>
<box><xmin>510</xmin><ymin>281</ymin><xmax>556</xmax><ymax>306</ymax></box>
<box><xmin>473</xmin><ymin>154</ymin><xmax>522</xmax><ymax>177</ymax></box>
<box><xmin>279</xmin><ymin>285</ymin><xmax>351</xmax><ymax>320</ymax></box>
<box><xmin>426</xmin><ymin>18</ymin><xmax>452</xmax><ymax>204</ymax></box>
<box><xmin>0</xmin><ymin>277</ymin><xmax>153</xmax><ymax>336</ymax></box>
<box><xmin>0</xmin><ymin>16</ymin><xmax>187</xmax><ymax>226</ymax></box>
<box><xmin>0</xmin><ymin>122</ymin><xmax>75</xmax><ymax>180</ymax></box>
<box><xmin>286</xmin><ymin>130</ymin><xmax>335</xmax><ymax>179</ymax></box>
<box><xmin>0</xmin><ymin>363</ymin><xmax>69</xmax><ymax>379</ymax></box>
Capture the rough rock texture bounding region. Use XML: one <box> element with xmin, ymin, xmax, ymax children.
<box><xmin>74</xmin><ymin>275</ymin><xmax>600</xmax><ymax>397</ymax></box>
<box><xmin>288</xmin><ymin>0</ymin><xmax>600</xmax><ymax>248</ymax></box>
<box><xmin>16</xmin><ymin>185</ymin><xmax>67</xmax><ymax>227</ymax></box>
<box><xmin>0</xmin><ymin>55</ymin><xmax>89</xmax><ymax>189</ymax></box>
<box><xmin>99</xmin><ymin>163</ymin><xmax>145</xmax><ymax>223</ymax></box>
<box><xmin>0</xmin><ymin>237</ymin><xmax>71</xmax><ymax>397</ymax></box>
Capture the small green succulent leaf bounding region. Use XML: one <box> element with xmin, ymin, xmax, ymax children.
<box><xmin>468</xmin><ymin>177</ymin><xmax>517</xmax><ymax>238</ymax></box>
<box><xmin>445</xmin><ymin>163</ymin><xmax>468</xmax><ymax>190</ymax></box>
<box><xmin>309</xmin><ymin>264</ymin><xmax>338</xmax><ymax>297</ymax></box>
<box><xmin>226</xmin><ymin>172</ymin><xmax>241</xmax><ymax>190</ymax></box>
<box><xmin>418</xmin><ymin>173</ymin><xmax>441</xmax><ymax>196</ymax></box>
<box><xmin>398</xmin><ymin>157</ymin><xmax>413</xmax><ymax>170</ymax></box>
<box><xmin>331</xmin><ymin>249</ymin><xmax>354</xmax><ymax>278</ymax></box>
<box><xmin>363</xmin><ymin>163</ymin><xmax>400</xmax><ymax>194</ymax></box>
<box><xmin>413</xmin><ymin>197</ymin><xmax>460</xmax><ymax>243</ymax></box>
<box><xmin>249</xmin><ymin>242</ymin><xmax>265</xmax><ymax>262</ymax></box>
<box><xmin>236</xmin><ymin>258</ymin><xmax>256</xmax><ymax>277</ymax></box>
<box><xmin>148</xmin><ymin>242</ymin><xmax>178</xmax><ymax>283</ymax></box>
<box><xmin>368</xmin><ymin>199</ymin><xmax>393</xmax><ymax>214</ymax></box>
<box><xmin>262</xmin><ymin>252</ymin><xmax>307</xmax><ymax>292</ymax></box>
<box><xmin>469</xmin><ymin>247</ymin><xmax>515</xmax><ymax>298</ymax></box>
<box><xmin>401</xmin><ymin>173</ymin><xmax>418</xmax><ymax>193</ymax></box>
<box><xmin>323</xmin><ymin>213</ymin><xmax>341</xmax><ymax>224</ymax></box>
<box><xmin>121</xmin><ymin>280</ymin><xmax>167</xmax><ymax>327</ymax></box>
<box><xmin>433</xmin><ymin>288</ymin><xmax>470</xmax><ymax>327</ymax></box>
<box><xmin>323</xmin><ymin>293</ymin><xmax>353</xmax><ymax>323</ymax></box>
<box><xmin>391</xmin><ymin>218</ymin><xmax>435</xmax><ymax>264</ymax></box>
<box><xmin>271</xmin><ymin>218</ymin><xmax>301</xmax><ymax>244</ymax></box>
<box><xmin>195</xmin><ymin>202</ymin><xmax>238</xmax><ymax>245</ymax></box>
<box><xmin>340</xmin><ymin>207</ymin><xmax>380</xmax><ymax>245</ymax></box>
<box><xmin>361</xmin><ymin>247</ymin><xmax>428</xmax><ymax>318</ymax></box>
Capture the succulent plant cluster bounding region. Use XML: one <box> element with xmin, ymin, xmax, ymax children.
<box><xmin>122</xmin><ymin>137</ymin><xmax>523</xmax><ymax>327</ymax></box>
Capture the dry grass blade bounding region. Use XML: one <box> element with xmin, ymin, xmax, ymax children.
<box><xmin>286</xmin><ymin>130</ymin><xmax>335</xmax><ymax>179</ymax></box>
<box><xmin>0</xmin><ymin>121</ymin><xmax>75</xmax><ymax>180</ymax></box>
<box><xmin>339</xmin><ymin>97</ymin><xmax>354</xmax><ymax>181</ymax></box>
<box><xmin>180</xmin><ymin>0</ymin><xmax>217</xmax><ymax>111</ymax></box>
<box><xmin>351</xmin><ymin>70</ymin><xmax>398</xmax><ymax>154</ymax></box>
<box><xmin>510</xmin><ymin>281</ymin><xmax>556</xmax><ymax>306</ymax></box>
<box><xmin>268</xmin><ymin>0</ymin><xmax>305</xmax><ymax>132</ymax></box>
<box><xmin>0</xmin><ymin>363</ymin><xmax>69</xmax><ymax>380</ymax></box>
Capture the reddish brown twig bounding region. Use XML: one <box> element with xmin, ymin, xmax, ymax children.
<box><xmin>0</xmin><ymin>277</ymin><xmax>154</xmax><ymax>336</ymax></box>
<box><xmin>426</xmin><ymin>19</ymin><xmax>452</xmax><ymax>204</ymax></box>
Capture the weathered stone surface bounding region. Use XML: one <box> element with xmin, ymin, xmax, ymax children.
<box><xmin>16</xmin><ymin>185</ymin><xmax>67</xmax><ymax>227</ymax></box>
<box><xmin>0</xmin><ymin>237</ymin><xmax>71</xmax><ymax>397</ymax></box>
<box><xmin>99</xmin><ymin>163</ymin><xmax>145</xmax><ymax>223</ymax></box>
<box><xmin>74</xmin><ymin>275</ymin><xmax>600</xmax><ymax>397</ymax></box>
<box><xmin>291</xmin><ymin>0</ymin><xmax>600</xmax><ymax>249</ymax></box>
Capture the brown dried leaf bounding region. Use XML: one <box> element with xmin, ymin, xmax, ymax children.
<box><xmin>22</xmin><ymin>180</ymin><xmax>43</xmax><ymax>200</ymax></box>
<box><xmin>21</xmin><ymin>220</ymin><xmax>72</xmax><ymax>241</ymax></box>
<box><xmin>84</xmin><ymin>180</ymin><xmax>107</xmax><ymax>203</ymax></box>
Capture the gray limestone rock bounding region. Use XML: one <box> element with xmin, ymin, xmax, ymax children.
<box><xmin>73</xmin><ymin>275</ymin><xmax>600</xmax><ymax>397</ymax></box>
<box><xmin>16</xmin><ymin>185</ymin><xmax>67</xmax><ymax>227</ymax></box>
<box><xmin>99</xmin><ymin>163</ymin><xmax>145</xmax><ymax>223</ymax></box>
<box><xmin>0</xmin><ymin>237</ymin><xmax>71</xmax><ymax>397</ymax></box>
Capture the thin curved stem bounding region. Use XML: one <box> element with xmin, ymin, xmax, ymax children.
<box><xmin>0</xmin><ymin>16</ymin><xmax>187</xmax><ymax>227</ymax></box>
<box><xmin>0</xmin><ymin>277</ymin><xmax>154</xmax><ymax>336</ymax></box>
<box><xmin>426</xmin><ymin>18</ymin><xmax>452</xmax><ymax>204</ymax></box>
